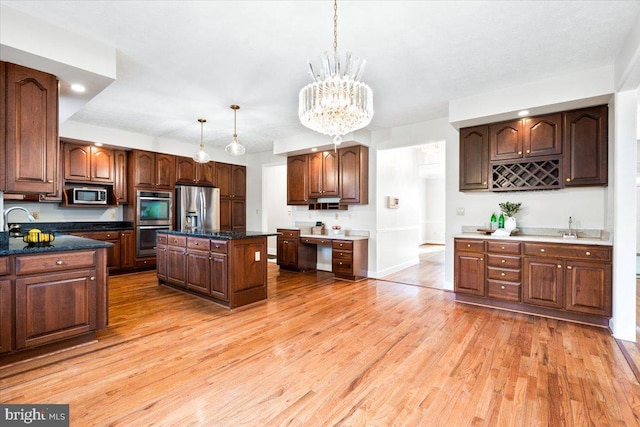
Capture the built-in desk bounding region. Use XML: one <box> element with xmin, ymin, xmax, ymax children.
<box><xmin>276</xmin><ymin>229</ymin><xmax>368</xmax><ymax>281</ymax></box>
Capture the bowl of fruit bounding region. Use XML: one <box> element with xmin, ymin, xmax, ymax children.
<box><xmin>23</xmin><ymin>228</ymin><xmax>55</xmax><ymax>247</ymax></box>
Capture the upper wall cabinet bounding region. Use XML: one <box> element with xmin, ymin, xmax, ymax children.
<box><xmin>460</xmin><ymin>105</ymin><xmax>608</xmax><ymax>192</ymax></box>
<box><xmin>63</xmin><ymin>141</ymin><xmax>115</xmax><ymax>184</ymax></box>
<box><xmin>216</xmin><ymin>163</ymin><xmax>246</xmax><ymax>231</ymax></box>
<box><xmin>459</xmin><ymin>126</ymin><xmax>489</xmax><ymax>191</ymax></box>
<box><xmin>309</xmin><ymin>150</ymin><xmax>339</xmax><ymax>198</ymax></box>
<box><xmin>2</xmin><ymin>62</ymin><xmax>60</xmax><ymax>198</ymax></box>
<box><xmin>287</xmin><ymin>155</ymin><xmax>309</xmax><ymax>205</ymax></box>
<box><xmin>338</xmin><ymin>145</ymin><xmax>368</xmax><ymax>204</ymax></box>
<box><xmin>130</xmin><ymin>150</ymin><xmax>175</xmax><ymax>190</ymax></box>
<box><xmin>175</xmin><ymin>156</ymin><xmax>215</xmax><ymax>186</ymax></box>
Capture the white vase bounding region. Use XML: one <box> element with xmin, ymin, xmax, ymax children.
<box><xmin>504</xmin><ymin>216</ymin><xmax>517</xmax><ymax>232</ymax></box>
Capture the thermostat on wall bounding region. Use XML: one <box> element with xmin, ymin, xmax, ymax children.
<box><xmin>387</xmin><ymin>196</ymin><xmax>399</xmax><ymax>209</ymax></box>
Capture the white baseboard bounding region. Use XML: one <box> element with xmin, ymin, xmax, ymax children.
<box><xmin>371</xmin><ymin>259</ymin><xmax>419</xmax><ymax>279</ymax></box>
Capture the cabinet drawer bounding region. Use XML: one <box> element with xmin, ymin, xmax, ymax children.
<box><xmin>523</xmin><ymin>243</ymin><xmax>611</xmax><ymax>261</ymax></box>
<box><xmin>210</xmin><ymin>240</ymin><xmax>228</xmax><ymax>254</ymax></box>
<box><xmin>278</xmin><ymin>229</ymin><xmax>300</xmax><ymax>239</ymax></box>
<box><xmin>487</xmin><ymin>267</ymin><xmax>521</xmax><ymax>282</ymax></box>
<box><xmin>487</xmin><ymin>280</ymin><xmax>521</xmax><ymax>302</ymax></box>
<box><xmin>157</xmin><ymin>234</ymin><xmax>168</xmax><ymax>245</ymax></box>
<box><xmin>187</xmin><ymin>237</ymin><xmax>209</xmax><ymax>250</ymax></box>
<box><xmin>85</xmin><ymin>231</ymin><xmax>121</xmax><ymax>241</ymax></box>
<box><xmin>487</xmin><ymin>254</ymin><xmax>521</xmax><ymax>269</ymax></box>
<box><xmin>167</xmin><ymin>235</ymin><xmax>187</xmax><ymax>247</ymax></box>
<box><xmin>301</xmin><ymin>237</ymin><xmax>331</xmax><ymax>245</ymax></box>
<box><xmin>332</xmin><ymin>240</ymin><xmax>353</xmax><ymax>250</ymax></box>
<box><xmin>333</xmin><ymin>259</ymin><xmax>353</xmax><ymax>275</ymax></box>
<box><xmin>0</xmin><ymin>257</ymin><xmax>9</xmax><ymax>276</ymax></box>
<box><xmin>333</xmin><ymin>250</ymin><xmax>353</xmax><ymax>261</ymax></box>
<box><xmin>16</xmin><ymin>250</ymin><xmax>97</xmax><ymax>275</ymax></box>
<box><xmin>487</xmin><ymin>241</ymin><xmax>521</xmax><ymax>255</ymax></box>
<box><xmin>454</xmin><ymin>239</ymin><xmax>484</xmax><ymax>252</ymax></box>
<box><xmin>134</xmin><ymin>258</ymin><xmax>156</xmax><ymax>269</ymax></box>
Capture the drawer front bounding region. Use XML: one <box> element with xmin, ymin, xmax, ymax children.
<box><xmin>210</xmin><ymin>240</ymin><xmax>228</xmax><ymax>254</ymax></box>
<box><xmin>333</xmin><ymin>250</ymin><xmax>353</xmax><ymax>261</ymax></box>
<box><xmin>277</xmin><ymin>229</ymin><xmax>300</xmax><ymax>239</ymax></box>
<box><xmin>454</xmin><ymin>239</ymin><xmax>484</xmax><ymax>252</ymax></box>
<box><xmin>333</xmin><ymin>259</ymin><xmax>353</xmax><ymax>275</ymax></box>
<box><xmin>301</xmin><ymin>237</ymin><xmax>331</xmax><ymax>245</ymax></box>
<box><xmin>134</xmin><ymin>258</ymin><xmax>156</xmax><ymax>269</ymax></box>
<box><xmin>487</xmin><ymin>241</ymin><xmax>521</xmax><ymax>255</ymax></box>
<box><xmin>187</xmin><ymin>237</ymin><xmax>210</xmax><ymax>250</ymax></box>
<box><xmin>487</xmin><ymin>254</ymin><xmax>521</xmax><ymax>269</ymax></box>
<box><xmin>167</xmin><ymin>235</ymin><xmax>187</xmax><ymax>247</ymax></box>
<box><xmin>0</xmin><ymin>257</ymin><xmax>10</xmax><ymax>276</ymax></box>
<box><xmin>16</xmin><ymin>250</ymin><xmax>97</xmax><ymax>275</ymax></box>
<box><xmin>487</xmin><ymin>267</ymin><xmax>521</xmax><ymax>282</ymax></box>
<box><xmin>487</xmin><ymin>280</ymin><xmax>521</xmax><ymax>302</ymax></box>
<box><xmin>332</xmin><ymin>240</ymin><xmax>353</xmax><ymax>250</ymax></box>
<box><xmin>157</xmin><ymin>234</ymin><xmax>168</xmax><ymax>245</ymax></box>
<box><xmin>87</xmin><ymin>231</ymin><xmax>120</xmax><ymax>241</ymax></box>
<box><xmin>523</xmin><ymin>243</ymin><xmax>611</xmax><ymax>261</ymax></box>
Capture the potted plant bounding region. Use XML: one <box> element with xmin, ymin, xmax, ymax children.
<box><xmin>499</xmin><ymin>201</ymin><xmax>521</xmax><ymax>231</ymax></box>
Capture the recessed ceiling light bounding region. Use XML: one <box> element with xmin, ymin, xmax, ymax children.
<box><xmin>518</xmin><ymin>110</ymin><xmax>529</xmax><ymax>117</ymax></box>
<box><xmin>71</xmin><ymin>83</ymin><xmax>86</xmax><ymax>93</ymax></box>
<box><xmin>311</xmin><ymin>148</ymin><xmax>318</xmax><ymax>152</ymax></box>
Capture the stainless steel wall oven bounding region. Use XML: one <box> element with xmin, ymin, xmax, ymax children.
<box><xmin>135</xmin><ymin>190</ymin><xmax>173</xmax><ymax>257</ymax></box>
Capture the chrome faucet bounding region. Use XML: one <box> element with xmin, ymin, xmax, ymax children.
<box><xmin>562</xmin><ymin>216</ymin><xmax>577</xmax><ymax>238</ymax></box>
<box><xmin>3</xmin><ymin>206</ymin><xmax>36</xmax><ymax>231</ymax></box>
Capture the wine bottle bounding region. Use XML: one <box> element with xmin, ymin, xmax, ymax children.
<box><xmin>498</xmin><ymin>213</ymin><xmax>505</xmax><ymax>229</ymax></box>
<box><xmin>490</xmin><ymin>213</ymin><xmax>497</xmax><ymax>230</ymax></box>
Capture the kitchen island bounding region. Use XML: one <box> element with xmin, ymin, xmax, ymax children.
<box><xmin>0</xmin><ymin>234</ymin><xmax>111</xmax><ymax>364</ymax></box>
<box><xmin>156</xmin><ymin>230</ymin><xmax>278</xmax><ymax>308</ymax></box>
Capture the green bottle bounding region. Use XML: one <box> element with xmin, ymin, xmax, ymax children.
<box><xmin>490</xmin><ymin>213</ymin><xmax>497</xmax><ymax>230</ymax></box>
<box><xmin>498</xmin><ymin>213</ymin><xmax>505</xmax><ymax>229</ymax></box>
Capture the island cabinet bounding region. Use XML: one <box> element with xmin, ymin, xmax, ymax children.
<box><xmin>287</xmin><ymin>155</ymin><xmax>309</xmax><ymax>205</ymax></box>
<box><xmin>175</xmin><ymin>156</ymin><xmax>215</xmax><ymax>186</ymax></box>
<box><xmin>276</xmin><ymin>229</ymin><xmax>317</xmax><ymax>272</ymax></box>
<box><xmin>454</xmin><ymin>237</ymin><xmax>612</xmax><ymax>326</ymax></box>
<box><xmin>2</xmin><ymin>61</ymin><xmax>60</xmax><ymax>199</ymax></box>
<box><xmin>130</xmin><ymin>150</ymin><xmax>175</xmax><ymax>190</ymax></box>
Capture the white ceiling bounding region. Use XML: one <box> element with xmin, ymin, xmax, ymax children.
<box><xmin>2</xmin><ymin>0</ymin><xmax>639</xmax><ymax>154</ymax></box>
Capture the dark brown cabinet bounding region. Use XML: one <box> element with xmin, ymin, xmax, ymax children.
<box><xmin>176</xmin><ymin>156</ymin><xmax>215</xmax><ymax>186</ymax></box>
<box><xmin>454</xmin><ymin>239</ymin><xmax>485</xmax><ymax>296</ymax></box>
<box><xmin>186</xmin><ymin>238</ymin><xmax>211</xmax><ymax>295</ymax></box>
<box><xmin>309</xmin><ymin>151</ymin><xmax>339</xmax><ymax>198</ymax></box>
<box><xmin>2</xmin><ymin>62</ymin><xmax>59</xmax><ymax>197</ymax></box>
<box><xmin>523</xmin><ymin>113</ymin><xmax>562</xmax><ymax>157</ymax></box>
<box><xmin>276</xmin><ymin>229</ymin><xmax>317</xmax><ymax>272</ymax></box>
<box><xmin>490</xmin><ymin>120</ymin><xmax>523</xmax><ymax>161</ymax></box>
<box><xmin>331</xmin><ymin>239</ymin><xmax>368</xmax><ymax>281</ymax></box>
<box><xmin>209</xmin><ymin>251</ymin><xmax>228</xmax><ymax>301</ymax></box>
<box><xmin>216</xmin><ymin>163</ymin><xmax>246</xmax><ymax>231</ymax></box>
<box><xmin>287</xmin><ymin>155</ymin><xmax>309</xmax><ymax>205</ymax></box>
<box><xmin>63</xmin><ymin>142</ymin><xmax>115</xmax><ymax>184</ymax></box>
<box><xmin>563</xmin><ymin>105</ymin><xmax>608</xmax><ymax>187</ymax></box>
<box><xmin>523</xmin><ymin>257</ymin><xmax>564</xmax><ymax>309</ymax></box>
<box><xmin>0</xmin><ymin>276</ymin><xmax>12</xmax><ymax>354</ymax></box>
<box><xmin>69</xmin><ymin>230</ymin><xmax>134</xmax><ymax>273</ymax></box>
<box><xmin>459</xmin><ymin>126</ymin><xmax>489</xmax><ymax>191</ymax></box>
<box><xmin>564</xmin><ymin>260</ymin><xmax>611</xmax><ymax>317</ymax></box>
<box><xmin>130</xmin><ymin>150</ymin><xmax>175</xmax><ymax>190</ymax></box>
<box><xmin>114</xmin><ymin>150</ymin><xmax>128</xmax><ymax>204</ymax></box>
<box><xmin>338</xmin><ymin>145</ymin><xmax>368</xmax><ymax>204</ymax></box>
<box><xmin>166</xmin><ymin>235</ymin><xmax>187</xmax><ymax>286</ymax></box>
<box><xmin>156</xmin><ymin>234</ymin><xmax>167</xmax><ymax>281</ymax></box>
<box><xmin>120</xmin><ymin>230</ymin><xmax>135</xmax><ymax>270</ymax></box>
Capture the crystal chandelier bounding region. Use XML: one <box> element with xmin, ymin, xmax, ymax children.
<box><xmin>192</xmin><ymin>118</ymin><xmax>210</xmax><ymax>163</ymax></box>
<box><xmin>298</xmin><ymin>0</ymin><xmax>373</xmax><ymax>148</ymax></box>
<box><xmin>225</xmin><ymin>105</ymin><xmax>245</xmax><ymax>156</ymax></box>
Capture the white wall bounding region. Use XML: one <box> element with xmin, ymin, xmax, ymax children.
<box><xmin>420</xmin><ymin>176</ymin><xmax>446</xmax><ymax>244</ymax></box>
<box><xmin>4</xmin><ymin>200</ymin><xmax>122</xmax><ymax>223</ymax></box>
<box><xmin>262</xmin><ymin>163</ymin><xmax>290</xmax><ymax>255</ymax></box>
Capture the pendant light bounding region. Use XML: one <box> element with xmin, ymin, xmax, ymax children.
<box><xmin>192</xmin><ymin>118</ymin><xmax>211</xmax><ymax>163</ymax></box>
<box><xmin>225</xmin><ymin>105</ymin><xmax>245</xmax><ymax>156</ymax></box>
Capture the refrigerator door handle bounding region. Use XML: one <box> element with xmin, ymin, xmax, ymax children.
<box><xmin>200</xmin><ymin>188</ymin><xmax>206</xmax><ymax>230</ymax></box>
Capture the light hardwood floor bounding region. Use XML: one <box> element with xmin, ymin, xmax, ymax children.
<box><xmin>380</xmin><ymin>244</ymin><xmax>445</xmax><ymax>289</ymax></box>
<box><xmin>1</xmin><ymin>265</ymin><xmax>640</xmax><ymax>426</ymax></box>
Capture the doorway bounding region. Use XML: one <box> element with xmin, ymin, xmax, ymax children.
<box><xmin>261</xmin><ymin>162</ymin><xmax>289</xmax><ymax>259</ymax></box>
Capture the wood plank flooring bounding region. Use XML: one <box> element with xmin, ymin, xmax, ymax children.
<box><xmin>1</xmin><ymin>265</ymin><xmax>640</xmax><ymax>426</ymax></box>
<box><xmin>380</xmin><ymin>244</ymin><xmax>445</xmax><ymax>289</ymax></box>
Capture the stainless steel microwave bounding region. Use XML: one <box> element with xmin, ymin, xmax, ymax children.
<box><xmin>72</xmin><ymin>187</ymin><xmax>108</xmax><ymax>204</ymax></box>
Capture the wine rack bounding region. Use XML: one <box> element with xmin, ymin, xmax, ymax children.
<box><xmin>491</xmin><ymin>158</ymin><xmax>561</xmax><ymax>191</ymax></box>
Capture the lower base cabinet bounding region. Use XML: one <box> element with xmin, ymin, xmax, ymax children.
<box><xmin>0</xmin><ymin>279</ymin><xmax>13</xmax><ymax>354</ymax></box>
<box><xmin>70</xmin><ymin>230</ymin><xmax>135</xmax><ymax>273</ymax></box>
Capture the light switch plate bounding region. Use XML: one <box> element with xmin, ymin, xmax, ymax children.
<box><xmin>456</xmin><ymin>207</ymin><xmax>465</xmax><ymax>216</ymax></box>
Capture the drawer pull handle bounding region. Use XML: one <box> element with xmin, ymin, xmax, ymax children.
<box><xmin>585</xmin><ymin>251</ymin><xmax>591</xmax><ymax>256</ymax></box>
<box><xmin>501</xmin><ymin>285</ymin><xmax>505</xmax><ymax>290</ymax></box>
<box><xmin>526</xmin><ymin>150</ymin><xmax>530</xmax><ymax>154</ymax></box>
<box><xmin>567</xmin><ymin>266</ymin><xmax>572</xmax><ymax>270</ymax></box>
<box><xmin>500</xmin><ymin>273</ymin><xmax>505</xmax><ymax>276</ymax></box>
<box><xmin>467</xmin><ymin>244</ymin><xmax>471</xmax><ymax>248</ymax></box>
<box><xmin>501</xmin><ymin>246</ymin><xmax>505</xmax><ymax>249</ymax></box>
<box><xmin>518</xmin><ymin>151</ymin><xmax>522</xmax><ymax>155</ymax></box>
<box><xmin>501</xmin><ymin>259</ymin><xmax>506</xmax><ymax>263</ymax></box>
<box><xmin>339</xmin><ymin>262</ymin><xmax>343</xmax><ymax>265</ymax></box>
<box><xmin>340</xmin><ymin>244</ymin><xmax>343</xmax><ymax>247</ymax></box>
<box><xmin>56</xmin><ymin>260</ymin><xmax>63</xmax><ymax>265</ymax></box>
<box><xmin>195</xmin><ymin>242</ymin><xmax>199</xmax><ymax>246</ymax></box>
<box><xmin>540</xmin><ymin>249</ymin><xmax>545</xmax><ymax>253</ymax></box>
<box><xmin>107</xmin><ymin>234</ymin><xmax>111</xmax><ymax>238</ymax></box>
<box><xmin>90</xmin><ymin>276</ymin><xmax>95</xmax><ymax>281</ymax></box>
<box><xmin>557</xmin><ymin>265</ymin><xmax>562</xmax><ymax>268</ymax></box>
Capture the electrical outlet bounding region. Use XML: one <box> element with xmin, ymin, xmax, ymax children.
<box><xmin>254</xmin><ymin>251</ymin><xmax>261</xmax><ymax>261</ymax></box>
<box><xmin>110</xmin><ymin>211</ymin><xmax>116</xmax><ymax>219</ymax></box>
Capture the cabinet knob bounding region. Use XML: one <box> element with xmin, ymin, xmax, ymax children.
<box><xmin>557</xmin><ymin>265</ymin><xmax>562</xmax><ymax>268</ymax></box>
<box><xmin>567</xmin><ymin>266</ymin><xmax>573</xmax><ymax>270</ymax></box>
<box><xmin>500</xmin><ymin>272</ymin><xmax>505</xmax><ymax>276</ymax></box>
<box><xmin>483</xmin><ymin>181</ymin><xmax>487</xmax><ymax>185</ymax></box>
<box><xmin>56</xmin><ymin>260</ymin><xmax>63</xmax><ymax>265</ymax></box>
<box><xmin>480</xmin><ymin>258</ymin><xmax>483</xmax><ymax>261</ymax></box>
<box><xmin>585</xmin><ymin>251</ymin><xmax>591</xmax><ymax>256</ymax></box>
<box><xmin>340</xmin><ymin>243</ymin><xmax>343</xmax><ymax>247</ymax></box>
<box><xmin>501</xmin><ymin>285</ymin><xmax>505</xmax><ymax>290</ymax></box>
<box><xmin>284</xmin><ymin>241</ymin><xmax>288</xmax><ymax>244</ymax></box>
<box><xmin>90</xmin><ymin>276</ymin><xmax>95</xmax><ymax>281</ymax></box>
<box><xmin>47</xmin><ymin>179</ymin><xmax>53</xmax><ymax>183</ymax></box>
<box><xmin>526</xmin><ymin>150</ymin><xmax>530</xmax><ymax>154</ymax></box>
<box><xmin>518</xmin><ymin>151</ymin><xmax>522</xmax><ymax>155</ymax></box>
<box><xmin>107</xmin><ymin>234</ymin><xmax>111</xmax><ymax>238</ymax></box>
<box><xmin>339</xmin><ymin>262</ymin><xmax>343</xmax><ymax>265</ymax></box>
<box><xmin>501</xmin><ymin>259</ymin><xmax>506</xmax><ymax>263</ymax></box>
<box><xmin>195</xmin><ymin>242</ymin><xmax>199</xmax><ymax>246</ymax></box>
<box><xmin>540</xmin><ymin>249</ymin><xmax>545</xmax><ymax>253</ymax></box>
<box><xmin>467</xmin><ymin>244</ymin><xmax>471</xmax><ymax>248</ymax></box>
<box><xmin>501</xmin><ymin>246</ymin><xmax>505</xmax><ymax>249</ymax></box>
<box><xmin>566</xmin><ymin>178</ymin><xmax>571</xmax><ymax>182</ymax></box>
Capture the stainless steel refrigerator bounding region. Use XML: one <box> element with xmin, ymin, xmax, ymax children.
<box><xmin>175</xmin><ymin>185</ymin><xmax>220</xmax><ymax>231</ymax></box>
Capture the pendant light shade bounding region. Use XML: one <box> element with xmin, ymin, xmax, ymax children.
<box><xmin>193</xmin><ymin>118</ymin><xmax>211</xmax><ymax>163</ymax></box>
<box><xmin>225</xmin><ymin>105</ymin><xmax>245</xmax><ymax>156</ymax></box>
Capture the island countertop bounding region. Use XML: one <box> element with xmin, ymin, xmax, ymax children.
<box><xmin>160</xmin><ymin>230</ymin><xmax>279</xmax><ymax>240</ymax></box>
<box><xmin>0</xmin><ymin>234</ymin><xmax>114</xmax><ymax>256</ymax></box>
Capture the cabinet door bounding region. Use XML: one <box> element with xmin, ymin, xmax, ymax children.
<box><xmin>197</xmin><ymin>162</ymin><xmax>215</xmax><ymax>186</ymax></box>
<box><xmin>156</xmin><ymin>243</ymin><xmax>167</xmax><ymax>280</ymax></box>
<box><xmin>105</xmin><ymin>235</ymin><xmax>121</xmax><ymax>272</ymax></box>
<box><xmin>114</xmin><ymin>150</ymin><xmax>128</xmax><ymax>204</ymax></box>
<box><xmin>523</xmin><ymin>113</ymin><xmax>562</xmax><ymax>157</ymax></box>
<box><xmin>339</xmin><ymin>145</ymin><xmax>368</xmax><ymax>204</ymax></box>
<box><xmin>219</xmin><ymin>198</ymin><xmax>232</xmax><ymax>231</ymax></box>
<box><xmin>309</xmin><ymin>151</ymin><xmax>339</xmax><ymax>197</ymax></box>
<box><xmin>166</xmin><ymin>246</ymin><xmax>187</xmax><ymax>286</ymax></box>
<box><xmin>232</xmin><ymin>165</ymin><xmax>246</xmax><ymax>198</ymax></box>
<box><xmin>490</xmin><ymin>119</ymin><xmax>523</xmax><ymax>161</ymax></box>
<box><xmin>216</xmin><ymin>162</ymin><xmax>232</xmax><ymax>197</ymax></box>
<box><xmin>563</xmin><ymin>105</ymin><xmax>608</xmax><ymax>187</ymax></box>
<box><xmin>287</xmin><ymin>155</ymin><xmax>309</xmax><ymax>205</ymax></box>
<box><xmin>454</xmin><ymin>251</ymin><xmax>485</xmax><ymax>296</ymax></box>
<box><xmin>459</xmin><ymin>126</ymin><xmax>488</xmax><ymax>191</ymax></box>
<box><xmin>523</xmin><ymin>257</ymin><xmax>563</xmax><ymax>308</ymax></box>
<box><xmin>132</xmin><ymin>151</ymin><xmax>156</xmax><ymax>187</ymax></box>
<box><xmin>308</xmin><ymin>152</ymin><xmax>323</xmax><ymax>198</ymax></box>
<box><xmin>64</xmin><ymin>144</ymin><xmax>91</xmax><ymax>181</ymax></box>
<box><xmin>210</xmin><ymin>252</ymin><xmax>228</xmax><ymax>301</ymax></box>
<box><xmin>15</xmin><ymin>269</ymin><xmax>97</xmax><ymax>349</ymax></box>
<box><xmin>176</xmin><ymin>156</ymin><xmax>196</xmax><ymax>184</ymax></box>
<box><xmin>91</xmin><ymin>146</ymin><xmax>115</xmax><ymax>183</ymax></box>
<box><xmin>277</xmin><ymin>237</ymin><xmax>298</xmax><ymax>268</ymax></box>
<box><xmin>564</xmin><ymin>260</ymin><xmax>611</xmax><ymax>316</ymax></box>
<box><xmin>0</xmin><ymin>279</ymin><xmax>13</xmax><ymax>354</ymax></box>
<box><xmin>155</xmin><ymin>153</ymin><xmax>175</xmax><ymax>189</ymax></box>
<box><xmin>186</xmin><ymin>249</ymin><xmax>211</xmax><ymax>295</ymax></box>
<box><xmin>120</xmin><ymin>231</ymin><xmax>135</xmax><ymax>270</ymax></box>
<box><xmin>5</xmin><ymin>63</ymin><xmax>59</xmax><ymax>195</ymax></box>
<box><xmin>231</xmin><ymin>199</ymin><xmax>246</xmax><ymax>231</ymax></box>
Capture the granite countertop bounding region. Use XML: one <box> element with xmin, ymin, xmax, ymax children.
<box><xmin>0</xmin><ymin>234</ymin><xmax>114</xmax><ymax>256</ymax></box>
<box><xmin>161</xmin><ymin>230</ymin><xmax>279</xmax><ymax>240</ymax></box>
<box><xmin>10</xmin><ymin>221</ymin><xmax>134</xmax><ymax>233</ymax></box>
<box><xmin>454</xmin><ymin>231</ymin><xmax>612</xmax><ymax>246</ymax></box>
